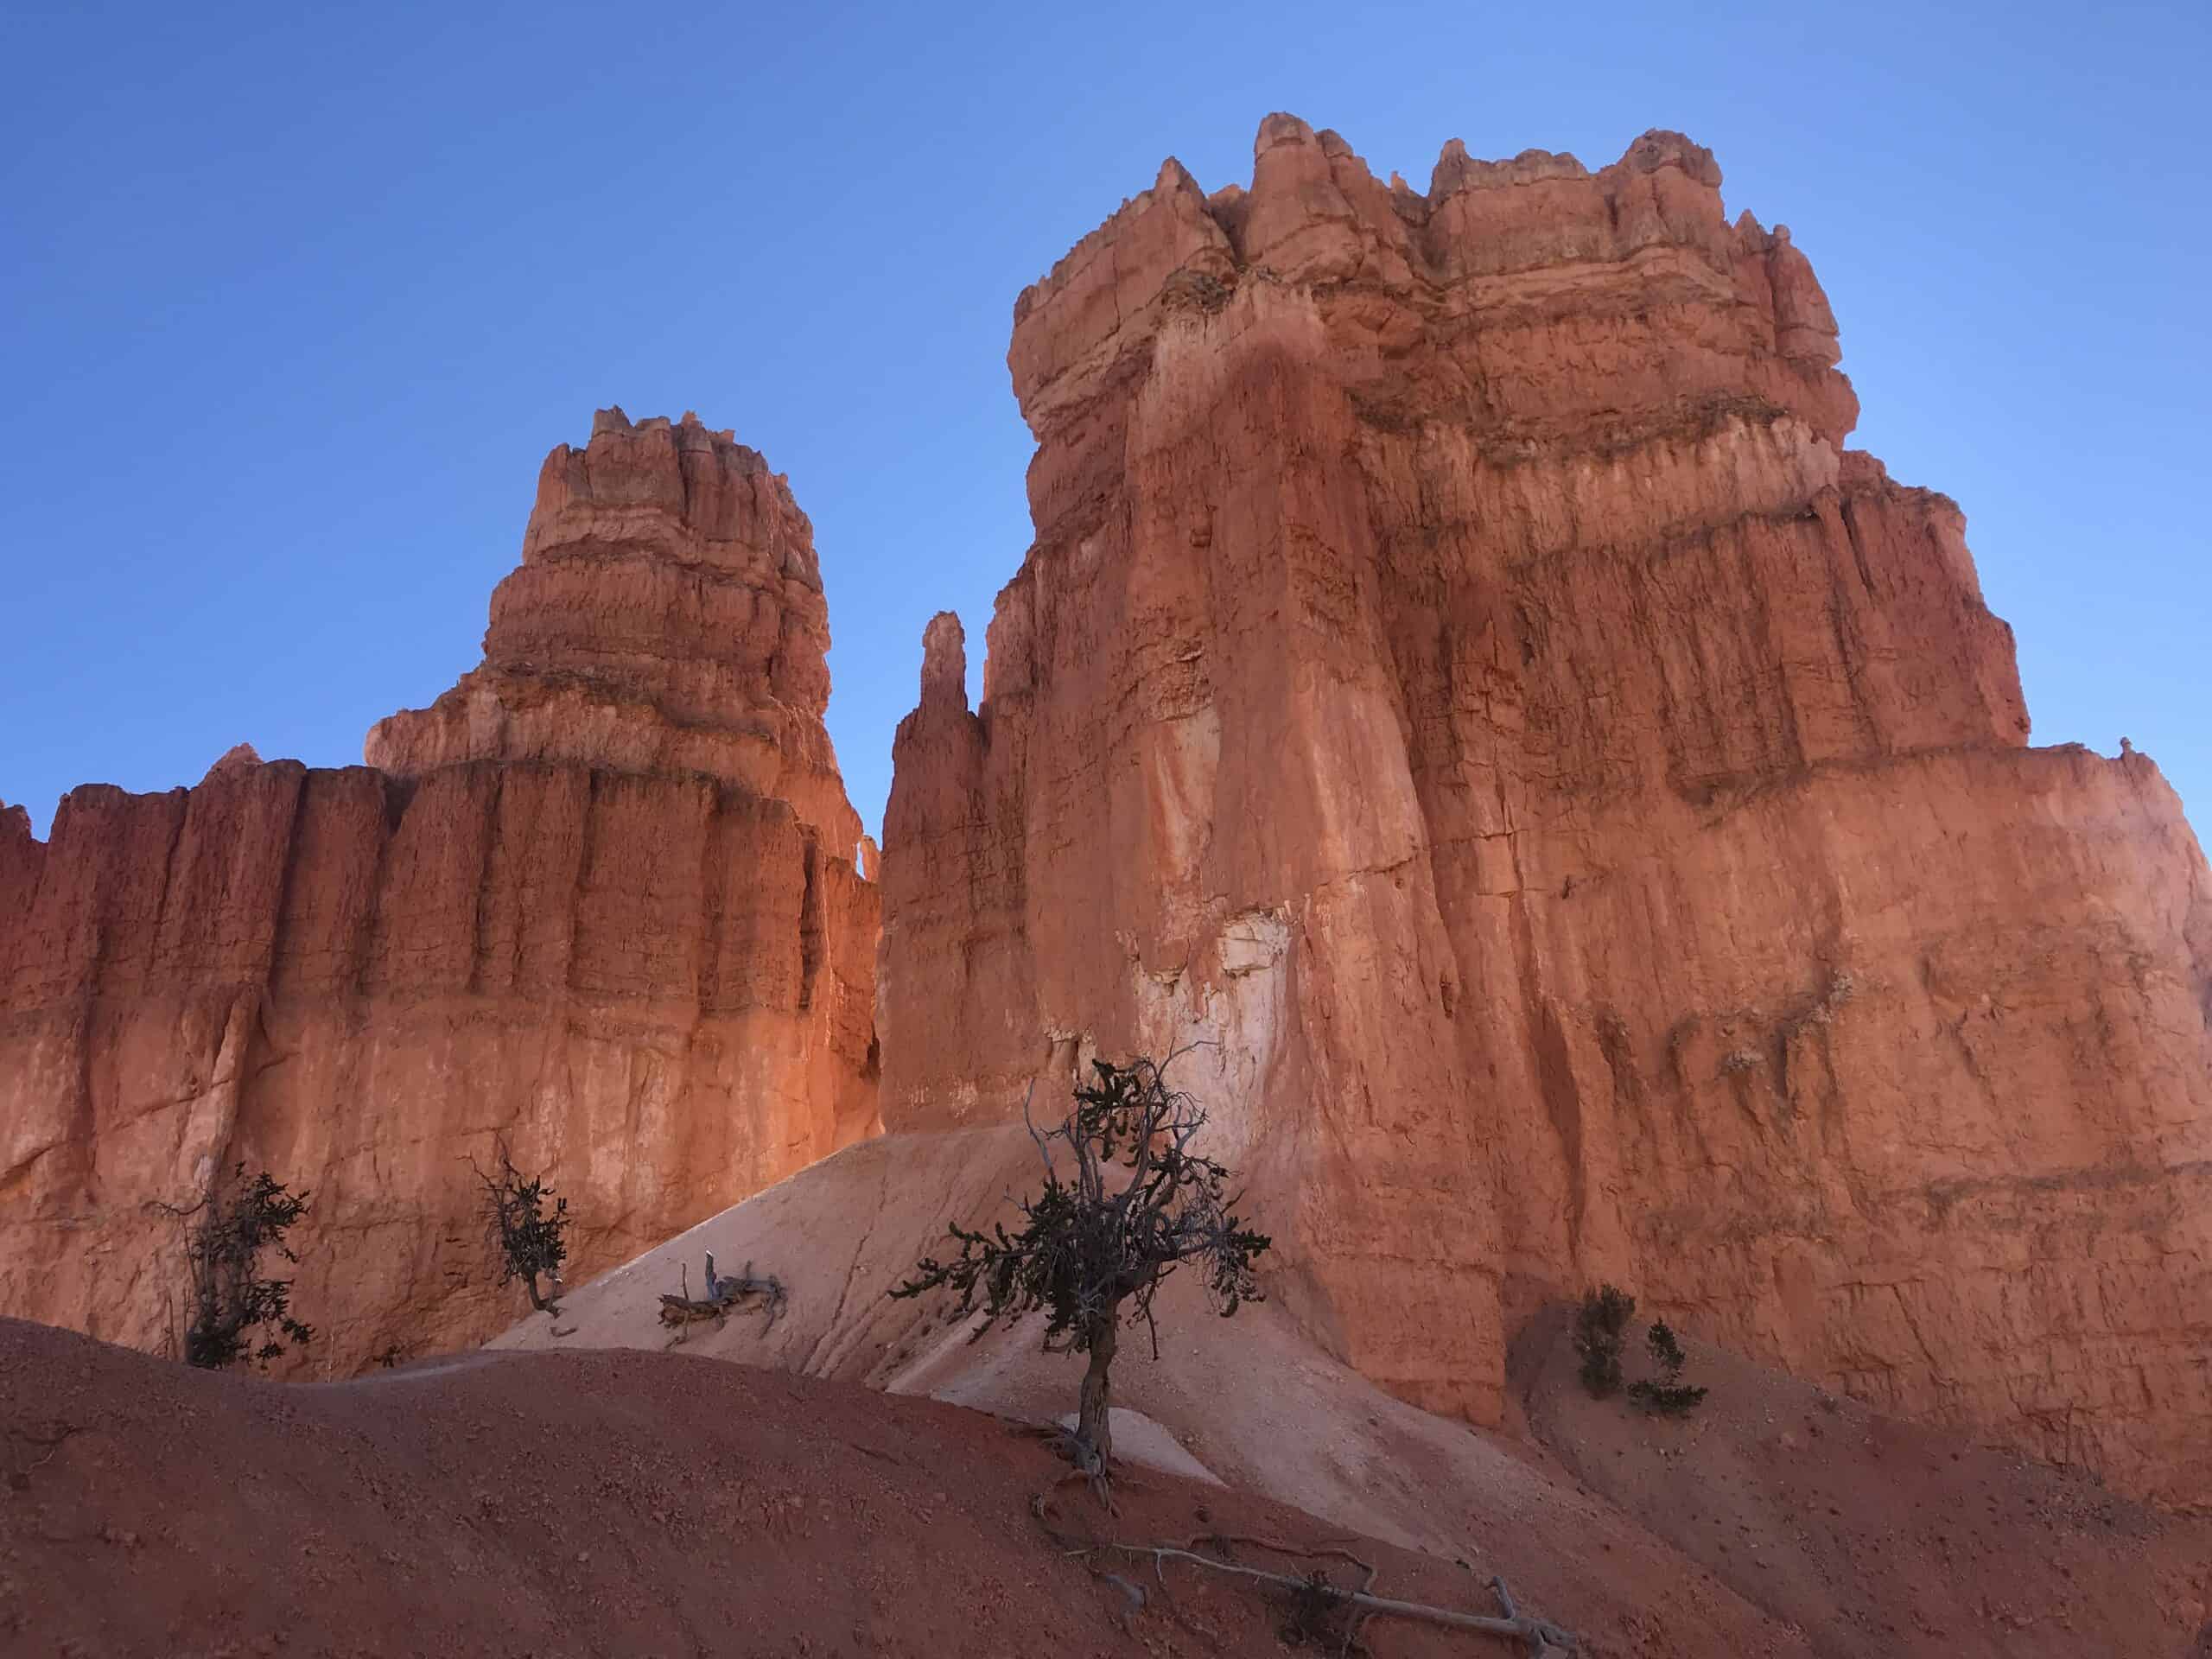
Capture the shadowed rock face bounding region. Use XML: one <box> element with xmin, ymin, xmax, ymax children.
<box><xmin>879</xmin><ymin>117</ymin><xmax>2212</xmax><ymax>1502</ymax></box>
<box><xmin>0</xmin><ymin>413</ymin><xmax>880</xmax><ymax>1373</ymax></box>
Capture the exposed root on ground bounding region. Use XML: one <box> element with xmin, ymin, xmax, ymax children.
<box><xmin>1031</xmin><ymin>1493</ymin><xmax>1580</xmax><ymax>1654</ymax></box>
<box><xmin>1009</xmin><ymin>1419</ymin><xmax>1129</xmax><ymax>1513</ymax></box>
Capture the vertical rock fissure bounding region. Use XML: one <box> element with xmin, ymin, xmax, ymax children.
<box><xmin>797</xmin><ymin>833</ymin><xmax>823</xmax><ymax>1014</ymax></box>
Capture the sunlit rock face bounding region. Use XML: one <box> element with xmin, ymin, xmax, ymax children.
<box><xmin>368</xmin><ymin>407</ymin><xmax>863</xmax><ymax>856</ymax></box>
<box><xmin>878</xmin><ymin>117</ymin><xmax>2212</xmax><ymax>1503</ymax></box>
<box><xmin>0</xmin><ymin>412</ymin><xmax>880</xmax><ymax>1372</ymax></box>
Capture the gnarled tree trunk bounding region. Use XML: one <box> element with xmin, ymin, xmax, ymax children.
<box><xmin>1078</xmin><ymin>1313</ymin><xmax>1118</xmax><ymax>1465</ymax></box>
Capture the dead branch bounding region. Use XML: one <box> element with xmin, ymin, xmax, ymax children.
<box><xmin>658</xmin><ymin>1251</ymin><xmax>786</xmax><ymax>1342</ymax></box>
<box><xmin>5</xmin><ymin>1422</ymin><xmax>89</xmax><ymax>1488</ymax></box>
<box><xmin>1019</xmin><ymin>1077</ymin><xmax>1053</xmax><ymax>1175</ymax></box>
<box><xmin>1173</xmin><ymin>1529</ymin><xmax>1382</xmax><ymax>1653</ymax></box>
<box><xmin>1032</xmin><ymin>1494</ymin><xmax>1579</xmax><ymax>1653</ymax></box>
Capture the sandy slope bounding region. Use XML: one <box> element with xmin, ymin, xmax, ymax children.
<box><xmin>1515</xmin><ymin>1308</ymin><xmax>2212</xmax><ymax>1655</ymax></box>
<box><xmin>493</xmin><ymin>1131</ymin><xmax>1802</xmax><ymax>1646</ymax></box>
<box><xmin>493</xmin><ymin>1128</ymin><xmax>2212</xmax><ymax>1656</ymax></box>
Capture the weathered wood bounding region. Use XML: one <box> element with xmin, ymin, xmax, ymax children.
<box><xmin>657</xmin><ymin>1255</ymin><xmax>786</xmax><ymax>1339</ymax></box>
<box><xmin>1032</xmin><ymin>1495</ymin><xmax>1580</xmax><ymax>1652</ymax></box>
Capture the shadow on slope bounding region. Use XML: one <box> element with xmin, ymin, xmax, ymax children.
<box><xmin>1513</xmin><ymin>1306</ymin><xmax>2212</xmax><ymax>1656</ymax></box>
<box><xmin>495</xmin><ymin>1128</ymin><xmax>2212</xmax><ymax>1657</ymax></box>
<box><xmin>7</xmin><ymin>1316</ymin><xmax>1560</xmax><ymax>1659</ymax></box>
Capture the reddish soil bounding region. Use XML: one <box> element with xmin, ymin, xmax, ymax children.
<box><xmin>0</xmin><ymin>1319</ymin><xmax>1544</xmax><ymax>1659</ymax></box>
<box><xmin>1513</xmin><ymin>1308</ymin><xmax>2212</xmax><ymax>1657</ymax></box>
<box><xmin>7</xmin><ymin>1307</ymin><xmax>2209</xmax><ymax>1657</ymax></box>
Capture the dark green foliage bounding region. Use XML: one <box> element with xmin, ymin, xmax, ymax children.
<box><xmin>890</xmin><ymin>1052</ymin><xmax>1270</xmax><ymax>1463</ymax></box>
<box><xmin>1628</xmin><ymin>1318</ymin><xmax>1709</xmax><ymax>1416</ymax></box>
<box><xmin>1573</xmin><ymin>1283</ymin><xmax>1636</xmax><ymax>1398</ymax></box>
<box><xmin>178</xmin><ymin>1164</ymin><xmax>315</xmax><ymax>1370</ymax></box>
<box><xmin>1280</xmin><ymin>1568</ymin><xmax>1352</xmax><ymax>1649</ymax></box>
<box><xmin>892</xmin><ymin>1054</ymin><xmax>1270</xmax><ymax>1354</ymax></box>
<box><xmin>475</xmin><ymin>1141</ymin><xmax>570</xmax><ymax>1315</ymax></box>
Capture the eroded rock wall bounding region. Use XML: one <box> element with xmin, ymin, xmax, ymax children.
<box><xmin>0</xmin><ymin>413</ymin><xmax>879</xmax><ymax>1371</ymax></box>
<box><xmin>879</xmin><ymin>118</ymin><xmax>2212</xmax><ymax>1500</ymax></box>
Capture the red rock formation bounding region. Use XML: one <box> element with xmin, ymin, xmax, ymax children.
<box><xmin>368</xmin><ymin>408</ymin><xmax>861</xmax><ymax>855</ymax></box>
<box><xmin>0</xmin><ymin>413</ymin><xmax>879</xmax><ymax>1372</ymax></box>
<box><xmin>880</xmin><ymin>118</ymin><xmax>2212</xmax><ymax>1502</ymax></box>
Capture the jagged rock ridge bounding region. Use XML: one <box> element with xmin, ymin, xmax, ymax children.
<box><xmin>879</xmin><ymin>117</ymin><xmax>2212</xmax><ymax>1502</ymax></box>
<box><xmin>0</xmin><ymin>412</ymin><xmax>880</xmax><ymax>1372</ymax></box>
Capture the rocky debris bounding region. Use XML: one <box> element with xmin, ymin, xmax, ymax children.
<box><xmin>0</xmin><ymin>416</ymin><xmax>880</xmax><ymax>1375</ymax></box>
<box><xmin>878</xmin><ymin>116</ymin><xmax>2212</xmax><ymax>1503</ymax></box>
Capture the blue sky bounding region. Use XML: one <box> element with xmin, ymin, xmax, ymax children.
<box><xmin>3</xmin><ymin>0</ymin><xmax>2206</xmax><ymax>842</ymax></box>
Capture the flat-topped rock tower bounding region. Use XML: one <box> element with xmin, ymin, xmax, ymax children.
<box><xmin>879</xmin><ymin>117</ymin><xmax>2212</xmax><ymax>1502</ymax></box>
<box><xmin>369</xmin><ymin>407</ymin><xmax>861</xmax><ymax>854</ymax></box>
<box><xmin>0</xmin><ymin>411</ymin><xmax>880</xmax><ymax>1371</ymax></box>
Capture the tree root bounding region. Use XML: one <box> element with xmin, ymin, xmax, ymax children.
<box><xmin>1031</xmin><ymin>1494</ymin><xmax>1579</xmax><ymax>1654</ymax></box>
<box><xmin>1014</xmin><ymin>1421</ymin><xmax>1122</xmax><ymax>1514</ymax></box>
<box><xmin>4</xmin><ymin>1422</ymin><xmax>88</xmax><ymax>1491</ymax></box>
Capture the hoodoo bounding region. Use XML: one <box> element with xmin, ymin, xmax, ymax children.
<box><xmin>0</xmin><ymin>410</ymin><xmax>879</xmax><ymax>1372</ymax></box>
<box><xmin>367</xmin><ymin>407</ymin><xmax>862</xmax><ymax>853</ymax></box>
<box><xmin>878</xmin><ymin>118</ymin><xmax>2212</xmax><ymax>1503</ymax></box>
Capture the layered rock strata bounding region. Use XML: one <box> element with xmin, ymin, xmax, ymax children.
<box><xmin>879</xmin><ymin>118</ymin><xmax>2212</xmax><ymax>1502</ymax></box>
<box><xmin>369</xmin><ymin>408</ymin><xmax>862</xmax><ymax>855</ymax></box>
<box><xmin>0</xmin><ymin>412</ymin><xmax>879</xmax><ymax>1371</ymax></box>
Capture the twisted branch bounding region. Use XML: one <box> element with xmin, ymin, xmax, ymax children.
<box><xmin>659</xmin><ymin>1252</ymin><xmax>786</xmax><ymax>1344</ymax></box>
<box><xmin>1032</xmin><ymin>1494</ymin><xmax>1579</xmax><ymax>1653</ymax></box>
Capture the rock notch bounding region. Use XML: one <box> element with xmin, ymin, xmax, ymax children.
<box><xmin>878</xmin><ymin>118</ymin><xmax>2212</xmax><ymax>1503</ymax></box>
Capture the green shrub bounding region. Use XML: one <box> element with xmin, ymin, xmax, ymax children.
<box><xmin>176</xmin><ymin>1164</ymin><xmax>315</xmax><ymax>1370</ymax></box>
<box><xmin>1573</xmin><ymin>1284</ymin><xmax>1637</xmax><ymax>1397</ymax></box>
<box><xmin>474</xmin><ymin>1140</ymin><xmax>570</xmax><ymax>1315</ymax></box>
<box><xmin>1628</xmin><ymin>1318</ymin><xmax>1708</xmax><ymax>1416</ymax></box>
<box><xmin>892</xmin><ymin>1052</ymin><xmax>1269</xmax><ymax>1474</ymax></box>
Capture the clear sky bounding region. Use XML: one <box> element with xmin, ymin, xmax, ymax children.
<box><xmin>3</xmin><ymin>0</ymin><xmax>2206</xmax><ymax>843</ymax></box>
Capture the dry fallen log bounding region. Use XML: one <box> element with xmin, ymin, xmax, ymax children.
<box><xmin>658</xmin><ymin>1254</ymin><xmax>786</xmax><ymax>1344</ymax></box>
<box><xmin>1032</xmin><ymin>1494</ymin><xmax>1579</xmax><ymax>1653</ymax></box>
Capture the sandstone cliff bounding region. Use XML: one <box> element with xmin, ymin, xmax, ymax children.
<box><xmin>368</xmin><ymin>408</ymin><xmax>862</xmax><ymax>855</ymax></box>
<box><xmin>879</xmin><ymin>118</ymin><xmax>2212</xmax><ymax>1502</ymax></box>
<box><xmin>0</xmin><ymin>411</ymin><xmax>878</xmax><ymax>1371</ymax></box>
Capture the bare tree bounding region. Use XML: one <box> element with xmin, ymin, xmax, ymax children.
<box><xmin>472</xmin><ymin>1139</ymin><xmax>569</xmax><ymax>1316</ymax></box>
<box><xmin>891</xmin><ymin>1050</ymin><xmax>1270</xmax><ymax>1476</ymax></box>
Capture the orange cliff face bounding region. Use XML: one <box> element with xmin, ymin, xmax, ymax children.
<box><xmin>879</xmin><ymin>118</ymin><xmax>2212</xmax><ymax>1503</ymax></box>
<box><xmin>0</xmin><ymin>410</ymin><xmax>880</xmax><ymax>1373</ymax></box>
<box><xmin>367</xmin><ymin>408</ymin><xmax>861</xmax><ymax>855</ymax></box>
